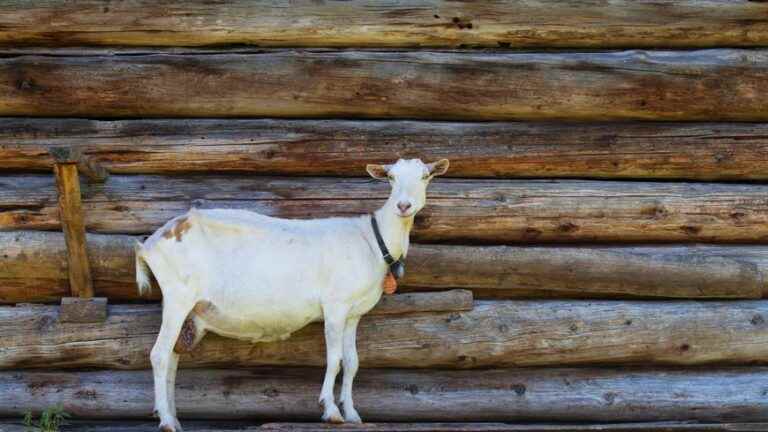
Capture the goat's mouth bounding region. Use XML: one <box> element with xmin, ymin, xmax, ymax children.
<box><xmin>397</xmin><ymin>211</ymin><xmax>415</xmax><ymax>218</ymax></box>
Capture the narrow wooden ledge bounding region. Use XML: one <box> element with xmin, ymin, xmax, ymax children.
<box><xmin>59</xmin><ymin>297</ymin><xmax>108</xmax><ymax>323</ymax></box>
<box><xmin>0</xmin><ymin>421</ymin><xmax>764</xmax><ymax>432</ymax></box>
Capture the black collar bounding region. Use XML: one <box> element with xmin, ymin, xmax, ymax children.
<box><xmin>371</xmin><ymin>214</ymin><xmax>397</xmax><ymax>265</ymax></box>
<box><xmin>371</xmin><ymin>215</ymin><xmax>404</xmax><ymax>278</ymax></box>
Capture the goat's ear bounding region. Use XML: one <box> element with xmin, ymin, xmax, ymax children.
<box><xmin>366</xmin><ymin>164</ymin><xmax>390</xmax><ymax>180</ymax></box>
<box><xmin>428</xmin><ymin>159</ymin><xmax>450</xmax><ymax>177</ymax></box>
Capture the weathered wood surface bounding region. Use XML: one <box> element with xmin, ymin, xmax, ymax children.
<box><xmin>3</xmin><ymin>301</ymin><xmax>767</xmax><ymax>370</ymax></box>
<box><xmin>51</xmin><ymin>162</ymin><xmax>93</xmax><ymax>298</ymax></box>
<box><xmin>58</xmin><ymin>297</ymin><xmax>107</xmax><ymax>323</ymax></box>
<box><xmin>258</xmin><ymin>424</ymin><xmax>768</xmax><ymax>432</ymax></box>
<box><xmin>2</xmin><ymin>231</ymin><xmax>767</xmax><ymax>303</ymax></box>
<box><xmin>407</xmin><ymin>245</ymin><xmax>768</xmax><ymax>299</ymax></box>
<box><xmin>373</xmin><ymin>290</ymin><xmax>473</xmax><ymax>315</ymax></box>
<box><xmin>2</xmin><ymin>50</ymin><xmax>768</xmax><ymax>120</ymax></box>
<box><xmin>4</xmin><ymin>119</ymin><xmax>768</xmax><ymax>181</ymax></box>
<box><xmin>3</xmin><ymin>368</ymin><xmax>767</xmax><ymax>422</ymax></box>
<box><xmin>4</xmin><ymin>174</ymin><xmax>768</xmax><ymax>244</ymax></box>
<box><xmin>0</xmin><ymin>422</ymin><xmax>765</xmax><ymax>432</ymax></box>
<box><xmin>2</xmin><ymin>1</ymin><xmax>768</xmax><ymax>49</ymax></box>
<box><xmin>49</xmin><ymin>145</ymin><xmax>109</xmax><ymax>182</ymax></box>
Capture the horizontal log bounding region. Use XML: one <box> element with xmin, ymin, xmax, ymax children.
<box><xmin>2</xmin><ymin>1</ymin><xmax>768</xmax><ymax>49</ymax></box>
<box><xmin>2</xmin><ymin>301</ymin><xmax>767</xmax><ymax>370</ymax></box>
<box><xmin>2</xmin><ymin>231</ymin><xmax>767</xmax><ymax>303</ymax></box>
<box><xmin>407</xmin><ymin>245</ymin><xmax>768</xmax><ymax>300</ymax></box>
<box><xmin>4</xmin><ymin>174</ymin><xmax>768</xmax><ymax>244</ymax></box>
<box><xmin>0</xmin><ymin>422</ymin><xmax>765</xmax><ymax>432</ymax></box>
<box><xmin>4</xmin><ymin>118</ymin><xmax>768</xmax><ymax>181</ymax></box>
<box><xmin>2</xmin><ymin>50</ymin><xmax>768</xmax><ymax>120</ymax></box>
<box><xmin>3</xmin><ymin>368</ymin><xmax>767</xmax><ymax>422</ymax></box>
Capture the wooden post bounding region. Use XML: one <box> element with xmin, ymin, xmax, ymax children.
<box><xmin>49</xmin><ymin>146</ymin><xmax>107</xmax><ymax>323</ymax></box>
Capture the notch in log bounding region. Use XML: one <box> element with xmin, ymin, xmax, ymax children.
<box><xmin>49</xmin><ymin>146</ymin><xmax>108</xmax><ymax>182</ymax></box>
<box><xmin>49</xmin><ymin>146</ymin><xmax>107</xmax><ymax>322</ymax></box>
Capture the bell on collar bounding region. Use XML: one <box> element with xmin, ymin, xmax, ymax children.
<box><xmin>390</xmin><ymin>260</ymin><xmax>405</xmax><ymax>280</ymax></box>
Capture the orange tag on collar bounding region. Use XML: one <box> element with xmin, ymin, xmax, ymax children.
<box><xmin>383</xmin><ymin>272</ymin><xmax>397</xmax><ymax>295</ymax></box>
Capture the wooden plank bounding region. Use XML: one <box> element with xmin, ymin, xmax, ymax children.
<box><xmin>2</xmin><ymin>1</ymin><xmax>768</xmax><ymax>49</ymax></box>
<box><xmin>2</xmin><ymin>368</ymin><xmax>767</xmax><ymax>423</ymax></box>
<box><xmin>1</xmin><ymin>50</ymin><xmax>768</xmax><ymax>120</ymax></box>
<box><xmin>4</xmin><ymin>174</ymin><xmax>768</xmax><ymax>244</ymax></box>
<box><xmin>372</xmin><ymin>290</ymin><xmax>473</xmax><ymax>315</ymax></box>
<box><xmin>0</xmin><ymin>422</ymin><xmax>765</xmax><ymax>432</ymax></box>
<box><xmin>58</xmin><ymin>297</ymin><xmax>107</xmax><ymax>323</ymax></box>
<box><xmin>2</xmin><ymin>232</ymin><xmax>767</xmax><ymax>303</ymax></box>
<box><xmin>259</xmin><ymin>424</ymin><xmax>768</xmax><ymax>432</ymax></box>
<box><xmin>51</xmin><ymin>160</ymin><xmax>93</xmax><ymax>298</ymax></box>
<box><xmin>4</xmin><ymin>119</ymin><xmax>768</xmax><ymax>181</ymax></box>
<box><xmin>2</xmin><ymin>301</ymin><xmax>767</xmax><ymax>370</ymax></box>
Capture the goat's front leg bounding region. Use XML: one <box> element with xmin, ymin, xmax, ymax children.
<box><xmin>319</xmin><ymin>307</ymin><xmax>348</xmax><ymax>423</ymax></box>
<box><xmin>341</xmin><ymin>315</ymin><xmax>362</xmax><ymax>423</ymax></box>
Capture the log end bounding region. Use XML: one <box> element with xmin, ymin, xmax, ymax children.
<box><xmin>59</xmin><ymin>297</ymin><xmax>107</xmax><ymax>323</ymax></box>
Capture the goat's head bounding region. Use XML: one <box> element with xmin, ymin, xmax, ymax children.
<box><xmin>366</xmin><ymin>158</ymin><xmax>449</xmax><ymax>218</ymax></box>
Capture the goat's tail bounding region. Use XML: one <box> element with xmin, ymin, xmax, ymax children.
<box><xmin>135</xmin><ymin>241</ymin><xmax>152</xmax><ymax>296</ymax></box>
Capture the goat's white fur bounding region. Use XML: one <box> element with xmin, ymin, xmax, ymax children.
<box><xmin>136</xmin><ymin>158</ymin><xmax>449</xmax><ymax>431</ymax></box>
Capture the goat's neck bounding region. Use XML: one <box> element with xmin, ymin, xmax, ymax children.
<box><xmin>373</xmin><ymin>207</ymin><xmax>413</xmax><ymax>261</ymax></box>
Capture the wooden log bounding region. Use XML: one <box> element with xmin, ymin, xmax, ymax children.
<box><xmin>2</xmin><ymin>368</ymin><xmax>767</xmax><ymax>423</ymax></box>
<box><xmin>4</xmin><ymin>174</ymin><xmax>768</xmax><ymax>244</ymax></box>
<box><xmin>2</xmin><ymin>232</ymin><xmax>767</xmax><ymax>303</ymax></box>
<box><xmin>4</xmin><ymin>119</ymin><xmax>768</xmax><ymax>181</ymax></box>
<box><xmin>406</xmin><ymin>245</ymin><xmax>768</xmax><ymax>300</ymax></box>
<box><xmin>0</xmin><ymin>422</ymin><xmax>764</xmax><ymax>432</ymax></box>
<box><xmin>50</xmin><ymin>154</ymin><xmax>93</xmax><ymax>298</ymax></box>
<box><xmin>2</xmin><ymin>50</ymin><xmax>768</xmax><ymax>120</ymax></box>
<box><xmin>2</xmin><ymin>301</ymin><xmax>767</xmax><ymax>370</ymax></box>
<box><xmin>2</xmin><ymin>1</ymin><xmax>768</xmax><ymax>49</ymax></box>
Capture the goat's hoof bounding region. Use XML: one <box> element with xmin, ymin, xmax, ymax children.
<box><xmin>344</xmin><ymin>410</ymin><xmax>363</xmax><ymax>424</ymax></box>
<box><xmin>158</xmin><ymin>418</ymin><xmax>183</xmax><ymax>432</ymax></box>
<box><xmin>322</xmin><ymin>406</ymin><xmax>345</xmax><ymax>424</ymax></box>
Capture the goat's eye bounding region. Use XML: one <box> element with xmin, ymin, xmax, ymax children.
<box><xmin>387</xmin><ymin>175</ymin><xmax>394</xmax><ymax>181</ymax></box>
<box><xmin>422</xmin><ymin>174</ymin><xmax>430</xmax><ymax>180</ymax></box>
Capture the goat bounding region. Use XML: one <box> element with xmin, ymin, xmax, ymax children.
<box><xmin>135</xmin><ymin>158</ymin><xmax>450</xmax><ymax>431</ymax></box>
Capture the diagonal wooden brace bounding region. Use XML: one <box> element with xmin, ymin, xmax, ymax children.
<box><xmin>49</xmin><ymin>146</ymin><xmax>107</xmax><ymax>323</ymax></box>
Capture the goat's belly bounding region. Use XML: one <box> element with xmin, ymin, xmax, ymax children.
<box><xmin>194</xmin><ymin>299</ymin><xmax>322</xmax><ymax>343</ymax></box>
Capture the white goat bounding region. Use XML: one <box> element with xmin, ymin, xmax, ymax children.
<box><xmin>135</xmin><ymin>158</ymin><xmax>449</xmax><ymax>431</ymax></box>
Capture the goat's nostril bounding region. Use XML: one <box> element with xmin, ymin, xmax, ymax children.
<box><xmin>397</xmin><ymin>202</ymin><xmax>412</xmax><ymax>213</ymax></box>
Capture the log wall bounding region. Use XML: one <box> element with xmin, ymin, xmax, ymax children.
<box><xmin>2</xmin><ymin>1</ymin><xmax>768</xmax><ymax>428</ymax></box>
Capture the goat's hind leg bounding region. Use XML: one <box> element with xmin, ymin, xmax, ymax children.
<box><xmin>169</xmin><ymin>316</ymin><xmax>206</xmax><ymax>419</ymax></box>
<box><xmin>151</xmin><ymin>298</ymin><xmax>194</xmax><ymax>432</ymax></box>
